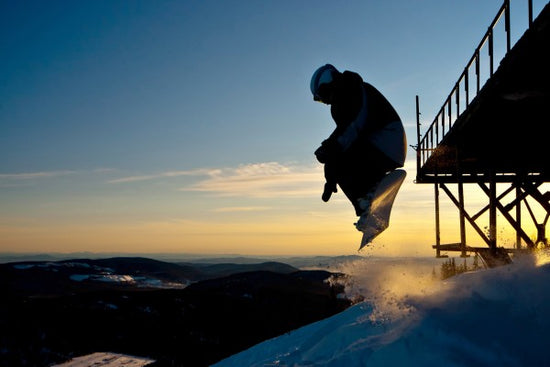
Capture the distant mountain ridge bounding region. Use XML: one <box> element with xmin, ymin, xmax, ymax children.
<box><xmin>180</xmin><ymin>261</ymin><xmax>298</xmax><ymax>279</ymax></box>
<box><xmin>0</xmin><ymin>257</ymin><xmax>301</xmax><ymax>297</ymax></box>
<box><xmin>0</xmin><ymin>256</ymin><xmax>351</xmax><ymax>366</ymax></box>
<box><xmin>0</xmin><ymin>253</ymin><xmax>364</xmax><ymax>268</ymax></box>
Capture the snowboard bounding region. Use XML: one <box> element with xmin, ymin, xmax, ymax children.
<box><xmin>355</xmin><ymin>169</ymin><xmax>406</xmax><ymax>250</ymax></box>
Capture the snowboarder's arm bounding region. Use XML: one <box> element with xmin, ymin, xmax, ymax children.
<box><xmin>314</xmin><ymin>138</ymin><xmax>342</xmax><ymax>164</ymax></box>
<box><xmin>336</xmin><ymin>85</ymin><xmax>368</xmax><ymax>152</ymax></box>
<box><xmin>315</xmin><ymin>84</ymin><xmax>368</xmax><ymax>163</ymax></box>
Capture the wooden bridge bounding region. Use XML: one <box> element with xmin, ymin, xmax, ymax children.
<box><xmin>415</xmin><ymin>0</ymin><xmax>550</xmax><ymax>267</ymax></box>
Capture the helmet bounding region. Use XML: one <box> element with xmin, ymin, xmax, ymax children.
<box><xmin>310</xmin><ymin>64</ymin><xmax>338</xmax><ymax>102</ymax></box>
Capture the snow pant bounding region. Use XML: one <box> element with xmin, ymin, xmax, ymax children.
<box><xmin>324</xmin><ymin>143</ymin><xmax>400</xmax><ymax>216</ymax></box>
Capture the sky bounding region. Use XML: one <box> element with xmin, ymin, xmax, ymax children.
<box><xmin>1</xmin><ymin>0</ymin><xmax>548</xmax><ymax>257</ymax></box>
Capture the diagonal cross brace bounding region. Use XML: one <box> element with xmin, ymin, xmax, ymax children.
<box><xmin>440</xmin><ymin>183</ymin><xmax>492</xmax><ymax>247</ymax></box>
<box><xmin>478</xmin><ymin>182</ymin><xmax>536</xmax><ymax>248</ymax></box>
<box><xmin>522</xmin><ymin>181</ymin><xmax>550</xmax><ymax>214</ymax></box>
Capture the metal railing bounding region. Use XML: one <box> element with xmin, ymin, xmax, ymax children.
<box><xmin>417</xmin><ymin>0</ymin><xmax>539</xmax><ymax>170</ymax></box>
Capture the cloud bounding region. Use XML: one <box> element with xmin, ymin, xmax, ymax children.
<box><xmin>108</xmin><ymin>175</ymin><xmax>159</xmax><ymax>184</ymax></box>
<box><xmin>105</xmin><ymin>162</ymin><xmax>323</xmax><ymax>198</ymax></box>
<box><xmin>0</xmin><ymin>171</ymin><xmax>77</xmax><ymax>189</ymax></box>
<box><xmin>108</xmin><ymin>168</ymin><xmax>222</xmax><ymax>184</ymax></box>
<box><xmin>0</xmin><ymin>170</ymin><xmax>77</xmax><ymax>188</ymax></box>
<box><xmin>0</xmin><ymin>170</ymin><xmax>75</xmax><ymax>180</ymax></box>
<box><xmin>104</xmin><ymin>158</ymin><xmax>432</xmax><ymax>207</ymax></box>
<box><xmin>93</xmin><ymin>168</ymin><xmax>118</xmax><ymax>173</ymax></box>
<box><xmin>104</xmin><ymin>159</ymin><xmax>425</xmax><ymax>203</ymax></box>
<box><xmin>182</xmin><ymin>162</ymin><xmax>323</xmax><ymax>198</ymax></box>
<box><xmin>211</xmin><ymin>206</ymin><xmax>272</xmax><ymax>213</ymax></box>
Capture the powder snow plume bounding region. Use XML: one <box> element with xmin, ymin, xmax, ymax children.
<box><xmin>329</xmin><ymin>257</ymin><xmax>445</xmax><ymax>323</ymax></box>
<box><xmin>215</xmin><ymin>252</ymin><xmax>550</xmax><ymax>367</ymax></box>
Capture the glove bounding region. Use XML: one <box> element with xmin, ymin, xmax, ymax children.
<box><xmin>322</xmin><ymin>182</ymin><xmax>337</xmax><ymax>202</ymax></box>
<box><xmin>314</xmin><ymin>139</ymin><xmax>342</xmax><ymax>164</ymax></box>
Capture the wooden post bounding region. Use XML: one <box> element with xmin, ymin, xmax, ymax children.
<box><xmin>505</xmin><ymin>0</ymin><xmax>511</xmax><ymax>52</ymax></box>
<box><xmin>416</xmin><ymin>95</ymin><xmax>421</xmax><ymax>177</ymax></box>
<box><xmin>489</xmin><ymin>174</ymin><xmax>497</xmax><ymax>253</ymax></box>
<box><xmin>435</xmin><ymin>182</ymin><xmax>442</xmax><ymax>257</ymax></box>
<box><xmin>528</xmin><ymin>0</ymin><xmax>533</xmax><ymax>27</ymax></box>
<box><xmin>458</xmin><ymin>175</ymin><xmax>467</xmax><ymax>257</ymax></box>
<box><xmin>516</xmin><ymin>184</ymin><xmax>522</xmax><ymax>249</ymax></box>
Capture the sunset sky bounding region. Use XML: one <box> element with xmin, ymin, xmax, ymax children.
<box><xmin>1</xmin><ymin>0</ymin><xmax>547</xmax><ymax>257</ymax></box>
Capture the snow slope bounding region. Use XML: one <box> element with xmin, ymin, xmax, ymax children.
<box><xmin>214</xmin><ymin>253</ymin><xmax>550</xmax><ymax>367</ymax></box>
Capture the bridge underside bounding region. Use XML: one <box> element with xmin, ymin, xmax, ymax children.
<box><xmin>418</xmin><ymin>2</ymin><xmax>550</xmax><ymax>183</ymax></box>
<box><xmin>416</xmin><ymin>2</ymin><xmax>550</xmax><ymax>266</ymax></box>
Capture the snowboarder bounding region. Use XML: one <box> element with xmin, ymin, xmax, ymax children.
<box><xmin>310</xmin><ymin>64</ymin><xmax>406</xmax><ymax>232</ymax></box>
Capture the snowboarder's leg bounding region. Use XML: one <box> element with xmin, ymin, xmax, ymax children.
<box><xmin>337</xmin><ymin>168</ymin><xmax>385</xmax><ymax>216</ymax></box>
<box><xmin>336</xmin><ymin>145</ymin><xmax>399</xmax><ymax>216</ymax></box>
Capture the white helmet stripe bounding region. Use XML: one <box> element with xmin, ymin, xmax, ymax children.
<box><xmin>310</xmin><ymin>64</ymin><xmax>337</xmax><ymax>96</ymax></box>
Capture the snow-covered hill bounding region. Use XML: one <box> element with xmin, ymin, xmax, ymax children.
<box><xmin>214</xmin><ymin>253</ymin><xmax>550</xmax><ymax>367</ymax></box>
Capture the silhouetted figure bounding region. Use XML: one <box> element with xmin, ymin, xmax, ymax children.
<box><xmin>310</xmin><ymin>64</ymin><xmax>406</xmax><ymax>228</ymax></box>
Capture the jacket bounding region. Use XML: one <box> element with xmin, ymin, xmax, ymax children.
<box><xmin>319</xmin><ymin>71</ymin><xmax>406</xmax><ymax>166</ymax></box>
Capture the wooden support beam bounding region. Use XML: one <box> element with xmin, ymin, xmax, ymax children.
<box><xmin>472</xmin><ymin>183</ymin><xmax>515</xmax><ymax>221</ymax></box>
<box><xmin>522</xmin><ymin>181</ymin><xmax>550</xmax><ymax>214</ymax></box>
<box><xmin>440</xmin><ymin>183</ymin><xmax>492</xmax><ymax>247</ymax></box>
<box><xmin>435</xmin><ymin>182</ymin><xmax>442</xmax><ymax>258</ymax></box>
<box><xmin>478</xmin><ymin>182</ymin><xmax>535</xmax><ymax>248</ymax></box>
<box><xmin>458</xmin><ymin>177</ymin><xmax>468</xmax><ymax>257</ymax></box>
<box><xmin>516</xmin><ymin>185</ymin><xmax>522</xmax><ymax>249</ymax></box>
<box><xmin>489</xmin><ymin>175</ymin><xmax>497</xmax><ymax>252</ymax></box>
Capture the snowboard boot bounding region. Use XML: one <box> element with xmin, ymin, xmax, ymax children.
<box><xmin>355</xmin><ymin>190</ymin><xmax>376</xmax><ymax>231</ymax></box>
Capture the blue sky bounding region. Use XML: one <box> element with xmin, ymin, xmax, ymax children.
<box><xmin>1</xmin><ymin>0</ymin><xmax>546</xmax><ymax>256</ymax></box>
